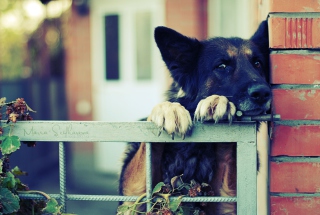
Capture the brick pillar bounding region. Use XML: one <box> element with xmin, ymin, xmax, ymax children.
<box><xmin>65</xmin><ymin>4</ymin><xmax>93</xmax><ymax>121</ymax></box>
<box><xmin>268</xmin><ymin>1</ymin><xmax>320</xmax><ymax>214</ymax></box>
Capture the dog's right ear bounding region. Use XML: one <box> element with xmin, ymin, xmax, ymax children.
<box><xmin>250</xmin><ymin>20</ymin><xmax>269</xmax><ymax>53</ymax></box>
<box><xmin>154</xmin><ymin>27</ymin><xmax>200</xmax><ymax>76</ymax></box>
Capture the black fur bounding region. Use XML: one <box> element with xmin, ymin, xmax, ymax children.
<box><xmin>158</xmin><ymin>22</ymin><xmax>270</xmax><ymax>118</ymax></box>
<box><xmin>119</xmin><ymin>21</ymin><xmax>271</xmax><ymax>212</ymax></box>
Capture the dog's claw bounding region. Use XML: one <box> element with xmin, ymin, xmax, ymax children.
<box><xmin>158</xmin><ymin>129</ymin><xmax>162</xmax><ymax>137</ymax></box>
<box><xmin>148</xmin><ymin>101</ymin><xmax>192</xmax><ymax>139</ymax></box>
<box><xmin>194</xmin><ymin>95</ymin><xmax>236</xmax><ymax>123</ymax></box>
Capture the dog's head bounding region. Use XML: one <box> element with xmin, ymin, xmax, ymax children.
<box><xmin>155</xmin><ymin>21</ymin><xmax>271</xmax><ymax>116</ymax></box>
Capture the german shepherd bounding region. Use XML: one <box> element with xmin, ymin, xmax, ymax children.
<box><xmin>119</xmin><ymin>20</ymin><xmax>271</xmax><ymax>215</ymax></box>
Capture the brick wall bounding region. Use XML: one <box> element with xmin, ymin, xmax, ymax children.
<box><xmin>64</xmin><ymin>4</ymin><xmax>93</xmax><ymax>151</ymax></box>
<box><xmin>65</xmin><ymin>4</ymin><xmax>93</xmax><ymax>121</ymax></box>
<box><xmin>268</xmin><ymin>0</ymin><xmax>320</xmax><ymax>214</ymax></box>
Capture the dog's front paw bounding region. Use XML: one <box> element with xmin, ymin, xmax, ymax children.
<box><xmin>147</xmin><ymin>101</ymin><xmax>192</xmax><ymax>139</ymax></box>
<box><xmin>194</xmin><ymin>95</ymin><xmax>236</xmax><ymax>123</ymax></box>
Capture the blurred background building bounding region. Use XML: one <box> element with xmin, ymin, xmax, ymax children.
<box><xmin>0</xmin><ymin>0</ymin><xmax>269</xmax><ymax>214</ymax></box>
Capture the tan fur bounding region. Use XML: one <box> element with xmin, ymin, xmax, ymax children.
<box><xmin>241</xmin><ymin>44</ymin><xmax>253</xmax><ymax>56</ymax></box>
<box><xmin>122</xmin><ymin>143</ymin><xmax>147</xmax><ymax>196</ymax></box>
<box><xmin>212</xmin><ymin>143</ymin><xmax>237</xmax><ymax>215</ymax></box>
<box><xmin>227</xmin><ymin>46</ymin><xmax>238</xmax><ymax>57</ymax></box>
<box><xmin>205</xmin><ymin>78</ymin><xmax>214</xmax><ymax>91</ymax></box>
<box><xmin>121</xmin><ymin>143</ymin><xmax>164</xmax><ymax>214</ymax></box>
<box><xmin>122</xmin><ymin>142</ymin><xmax>237</xmax><ymax>215</ymax></box>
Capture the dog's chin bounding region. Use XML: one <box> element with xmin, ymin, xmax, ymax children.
<box><xmin>240</xmin><ymin>109</ymin><xmax>265</xmax><ymax>116</ymax></box>
<box><xmin>237</xmin><ymin>100</ymin><xmax>271</xmax><ymax>116</ymax></box>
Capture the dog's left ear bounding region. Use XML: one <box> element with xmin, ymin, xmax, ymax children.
<box><xmin>250</xmin><ymin>20</ymin><xmax>269</xmax><ymax>53</ymax></box>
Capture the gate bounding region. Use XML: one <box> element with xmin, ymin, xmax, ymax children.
<box><xmin>7</xmin><ymin>120</ymin><xmax>258</xmax><ymax>214</ymax></box>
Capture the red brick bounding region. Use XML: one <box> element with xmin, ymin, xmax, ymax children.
<box><xmin>270</xmin><ymin>52</ymin><xmax>320</xmax><ymax>84</ymax></box>
<box><xmin>269</xmin><ymin>0</ymin><xmax>320</xmax><ymax>12</ymax></box>
<box><xmin>271</xmin><ymin>124</ymin><xmax>320</xmax><ymax>156</ymax></box>
<box><xmin>270</xmin><ymin>162</ymin><xmax>320</xmax><ymax>192</ymax></box>
<box><xmin>65</xmin><ymin>5</ymin><xmax>93</xmax><ymax>121</ymax></box>
<box><xmin>268</xmin><ymin>16</ymin><xmax>320</xmax><ymax>49</ymax></box>
<box><xmin>272</xmin><ymin>89</ymin><xmax>320</xmax><ymax>120</ymax></box>
<box><xmin>270</xmin><ymin>196</ymin><xmax>320</xmax><ymax>214</ymax></box>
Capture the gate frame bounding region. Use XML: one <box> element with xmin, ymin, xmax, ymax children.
<box><xmin>8</xmin><ymin>121</ymin><xmax>257</xmax><ymax>214</ymax></box>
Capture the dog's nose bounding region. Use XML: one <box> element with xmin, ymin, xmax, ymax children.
<box><xmin>248</xmin><ymin>83</ymin><xmax>271</xmax><ymax>103</ymax></box>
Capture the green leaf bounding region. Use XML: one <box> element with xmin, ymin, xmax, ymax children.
<box><xmin>171</xmin><ymin>174</ymin><xmax>183</xmax><ymax>189</ymax></box>
<box><xmin>180</xmin><ymin>205</ymin><xmax>192</xmax><ymax>215</ymax></box>
<box><xmin>117</xmin><ymin>205</ymin><xmax>130</xmax><ymax>214</ymax></box>
<box><xmin>0</xmin><ymin>97</ymin><xmax>6</xmax><ymax>107</ymax></box>
<box><xmin>169</xmin><ymin>196</ymin><xmax>182</xmax><ymax>212</ymax></box>
<box><xmin>0</xmin><ymin>159</ymin><xmax>2</xmax><ymax>174</ymax></box>
<box><xmin>1</xmin><ymin>136</ymin><xmax>21</xmax><ymax>155</ymax></box>
<box><xmin>176</xmin><ymin>206</ymin><xmax>184</xmax><ymax>215</ymax></box>
<box><xmin>11</xmin><ymin>166</ymin><xmax>28</xmax><ymax>176</ymax></box>
<box><xmin>0</xmin><ymin>187</ymin><xmax>20</xmax><ymax>213</ymax></box>
<box><xmin>42</xmin><ymin>198</ymin><xmax>61</xmax><ymax>214</ymax></box>
<box><xmin>152</xmin><ymin>182</ymin><xmax>165</xmax><ymax>195</ymax></box>
<box><xmin>2</xmin><ymin>172</ymin><xmax>16</xmax><ymax>189</ymax></box>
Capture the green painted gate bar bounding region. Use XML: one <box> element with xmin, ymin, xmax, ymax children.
<box><xmin>4</xmin><ymin>121</ymin><xmax>257</xmax><ymax>214</ymax></box>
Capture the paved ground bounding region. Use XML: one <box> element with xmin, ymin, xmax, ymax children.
<box><xmin>35</xmin><ymin>151</ymin><xmax>119</xmax><ymax>215</ymax></box>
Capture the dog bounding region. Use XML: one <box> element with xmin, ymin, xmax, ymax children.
<box><xmin>119</xmin><ymin>20</ymin><xmax>271</xmax><ymax>215</ymax></box>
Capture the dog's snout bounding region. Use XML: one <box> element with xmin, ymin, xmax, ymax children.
<box><xmin>248</xmin><ymin>83</ymin><xmax>271</xmax><ymax>103</ymax></box>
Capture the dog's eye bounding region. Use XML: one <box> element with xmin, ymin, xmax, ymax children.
<box><xmin>217</xmin><ymin>64</ymin><xmax>227</xmax><ymax>70</ymax></box>
<box><xmin>254</xmin><ymin>61</ymin><xmax>261</xmax><ymax>68</ymax></box>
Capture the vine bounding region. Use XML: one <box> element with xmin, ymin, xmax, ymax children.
<box><xmin>0</xmin><ymin>97</ymin><xmax>73</xmax><ymax>215</ymax></box>
<box><xmin>117</xmin><ymin>175</ymin><xmax>215</xmax><ymax>215</ymax></box>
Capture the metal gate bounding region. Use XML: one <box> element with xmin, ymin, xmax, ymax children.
<box><xmin>10</xmin><ymin>121</ymin><xmax>257</xmax><ymax>214</ymax></box>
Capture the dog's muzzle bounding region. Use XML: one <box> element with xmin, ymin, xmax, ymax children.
<box><xmin>248</xmin><ymin>83</ymin><xmax>271</xmax><ymax>105</ymax></box>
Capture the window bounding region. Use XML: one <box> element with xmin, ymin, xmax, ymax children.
<box><xmin>135</xmin><ymin>11</ymin><xmax>152</xmax><ymax>80</ymax></box>
<box><xmin>105</xmin><ymin>15</ymin><xmax>119</xmax><ymax>80</ymax></box>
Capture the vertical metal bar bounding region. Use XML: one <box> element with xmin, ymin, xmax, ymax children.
<box><xmin>236</xmin><ymin>126</ymin><xmax>257</xmax><ymax>214</ymax></box>
<box><xmin>59</xmin><ymin>142</ymin><xmax>67</xmax><ymax>212</ymax></box>
<box><xmin>146</xmin><ymin>142</ymin><xmax>152</xmax><ymax>211</ymax></box>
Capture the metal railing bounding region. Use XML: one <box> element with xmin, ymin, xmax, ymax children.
<box><xmin>7</xmin><ymin>120</ymin><xmax>258</xmax><ymax>214</ymax></box>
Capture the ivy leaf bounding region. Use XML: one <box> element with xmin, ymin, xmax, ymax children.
<box><xmin>1</xmin><ymin>136</ymin><xmax>21</xmax><ymax>155</ymax></box>
<box><xmin>42</xmin><ymin>198</ymin><xmax>61</xmax><ymax>214</ymax></box>
<box><xmin>2</xmin><ymin>172</ymin><xmax>16</xmax><ymax>189</ymax></box>
<box><xmin>169</xmin><ymin>196</ymin><xmax>182</xmax><ymax>212</ymax></box>
<box><xmin>180</xmin><ymin>205</ymin><xmax>192</xmax><ymax>215</ymax></box>
<box><xmin>116</xmin><ymin>205</ymin><xmax>130</xmax><ymax>214</ymax></box>
<box><xmin>0</xmin><ymin>159</ymin><xmax>3</xmax><ymax>174</ymax></box>
<box><xmin>11</xmin><ymin>166</ymin><xmax>28</xmax><ymax>176</ymax></box>
<box><xmin>152</xmin><ymin>182</ymin><xmax>165</xmax><ymax>195</ymax></box>
<box><xmin>26</xmin><ymin>103</ymin><xmax>36</xmax><ymax>113</ymax></box>
<box><xmin>171</xmin><ymin>174</ymin><xmax>183</xmax><ymax>189</ymax></box>
<box><xmin>0</xmin><ymin>97</ymin><xmax>6</xmax><ymax>107</ymax></box>
<box><xmin>176</xmin><ymin>206</ymin><xmax>184</xmax><ymax>215</ymax></box>
<box><xmin>0</xmin><ymin>187</ymin><xmax>20</xmax><ymax>213</ymax></box>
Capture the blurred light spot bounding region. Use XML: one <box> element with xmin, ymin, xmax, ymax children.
<box><xmin>45</xmin><ymin>27</ymin><xmax>60</xmax><ymax>47</ymax></box>
<box><xmin>76</xmin><ymin>100</ymin><xmax>92</xmax><ymax>116</ymax></box>
<box><xmin>23</xmin><ymin>0</ymin><xmax>45</xmax><ymax>19</ymax></box>
<box><xmin>1</xmin><ymin>11</ymin><xmax>22</xmax><ymax>29</ymax></box>
<box><xmin>21</xmin><ymin>67</ymin><xmax>33</xmax><ymax>79</ymax></box>
<box><xmin>47</xmin><ymin>0</ymin><xmax>72</xmax><ymax>18</ymax></box>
